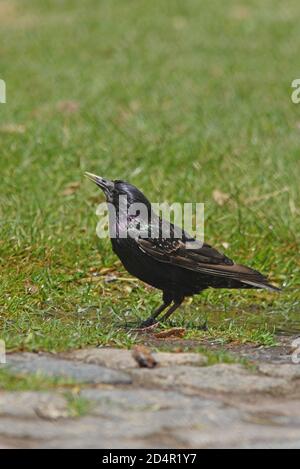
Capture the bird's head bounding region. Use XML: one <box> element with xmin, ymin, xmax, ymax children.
<box><xmin>85</xmin><ymin>172</ymin><xmax>151</xmax><ymax>209</ymax></box>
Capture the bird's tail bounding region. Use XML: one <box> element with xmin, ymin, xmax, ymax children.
<box><xmin>232</xmin><ymin>264</ymin><xmax>281</xmax><ymax>292</ymax></box>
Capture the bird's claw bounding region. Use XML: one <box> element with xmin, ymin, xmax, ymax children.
<box><xmin>139</xmin><ymin>317</ymin><xmax>158</xmax><ymax>328</ymax></box>
<box><xmin>133</xmin><ymin>318</ymin><xmax>159</xmax><ymax>332</ymax></box>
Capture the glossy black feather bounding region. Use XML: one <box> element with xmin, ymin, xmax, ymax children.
<box><xmin>86</xmin><ymin>174</ymin><xmax>281</xmax><ymax>325</ymax></box>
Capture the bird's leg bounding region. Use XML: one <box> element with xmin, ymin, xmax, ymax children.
<box><xmin>159</xmin><ymin>298</ymin><xmax>184</xmax><ymax>323</ymax></box>
<box><xmin>139</xmin><ymin>300</ymin><xmax>172</xmax><ymax>328</ymax></box>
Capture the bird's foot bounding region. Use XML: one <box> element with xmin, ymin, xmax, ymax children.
<box><xmin>139</xmin><ymin>317</ymin><xmax>158</xmax><ymax>328</ymax></box>
<box><xmin>132</xmin><ymin>317</ymin><xmax>160</xmax><ymax>332</ymax></box>
<box><xmin>197</xmin><ymin>320</ymin><xmax>208</xmax><ymax>331</ymax></box>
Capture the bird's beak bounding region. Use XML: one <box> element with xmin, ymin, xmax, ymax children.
<box><xmin>85</xmin><ymin>172</ymin><xmax>114</xmax><ymax>192</ymax></box>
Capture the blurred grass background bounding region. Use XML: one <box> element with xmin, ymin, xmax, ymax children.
<box><xmin>0</xmin><ymin>0</ymin><xmax>299</xmax><ymax>351</ymax></box>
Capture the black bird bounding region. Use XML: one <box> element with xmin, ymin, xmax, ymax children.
<box><xmin>86</xmin><ymin>173</ymin><xmax>280</xmax><ymax>327</ymax></box>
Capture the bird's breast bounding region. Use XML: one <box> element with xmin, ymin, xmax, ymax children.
<box><xmin>110</xmin><ymin>238</ymin><xmax>202</xmax><ymax>296</ymax></box>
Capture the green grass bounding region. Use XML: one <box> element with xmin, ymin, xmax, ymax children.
<box><xmin>1</xmin><ymin>0</ymin><xmax>300</xmax><ymax>353</ymax></box>
<box><xmin>0</xmin><ymin>367</ymin><xmax>92</xmax><ymax>417</ymax></box>
<box><xmin>0</xmin><ymin>367</ymin><xmax>77</xmax><ymax>391</ymax></box>
<box><xmin>65</xmin><ymin>392</ymin><xmax>94</xmax><ymax>417</ymax></box>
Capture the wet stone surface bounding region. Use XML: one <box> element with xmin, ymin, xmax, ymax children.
<box><xmin>1</xmin><ymin>344</ymin><xmax>300</xmax><ymax>449</ymax></box>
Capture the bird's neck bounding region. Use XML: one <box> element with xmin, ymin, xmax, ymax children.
<box><xmin>108</xmin><ymin>201</ymin><xmax>154</xmax><ymax>239</ymax></box>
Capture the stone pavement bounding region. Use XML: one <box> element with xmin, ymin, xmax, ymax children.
<box><xmin>1</xmin><ymin>342</ymin><xmax>300</xmax><ymax>449</ymax></box>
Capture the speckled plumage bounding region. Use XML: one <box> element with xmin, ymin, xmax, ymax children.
<box><xmin>86</xmin><ymin>173</ymin><xmax>280</xmax><ymax>326</ymax></box>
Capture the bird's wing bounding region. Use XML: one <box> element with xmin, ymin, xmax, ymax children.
<box><xmin>136</xmin><ymin>237</ymin><xmax>278</xmax><ymax>290</ymax></box>
<box><xmin>137</xmin><ymin>237</ymin><xmax>233</xmax><ymax>270</ymax></box>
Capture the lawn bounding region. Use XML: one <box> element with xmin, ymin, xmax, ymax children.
<box><xmin>0</xmin><ymin>0</ymin><xmax>299</xmax><ymax>352</ymax></box>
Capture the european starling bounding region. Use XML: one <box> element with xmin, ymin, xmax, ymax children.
<box><xmin>86</xmin><ymin>173</ymin><xmax>280</xmax><ymax>327</ymax></box>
